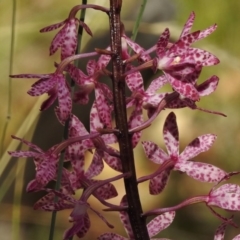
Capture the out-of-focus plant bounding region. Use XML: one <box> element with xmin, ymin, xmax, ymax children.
<box><xmin>7</xmin><ymin>0</ymin><xmax>240</xmax><ymax>239</ymax></box>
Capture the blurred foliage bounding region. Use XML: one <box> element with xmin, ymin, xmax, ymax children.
<box><xmin>1</xmin><ymin>0</ymin><xmax>240</xmax><ymax>240</ymax></box>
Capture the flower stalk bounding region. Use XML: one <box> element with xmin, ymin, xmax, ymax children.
<box><xmin>109</xmin><ymin>0</ymin><xmax>149</xmax><ymax>239</ymax></box>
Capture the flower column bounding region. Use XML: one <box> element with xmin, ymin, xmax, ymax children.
<box><xmin>108</xmin><ymin>1</ymin><xmax>150</xmax><ymax>239</ymax></box>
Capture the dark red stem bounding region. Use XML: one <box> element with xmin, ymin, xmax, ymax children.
<box><xmin>109</xmin><ymin>0</ymin><xmax>149</xmax><ymax>239</ymax></box>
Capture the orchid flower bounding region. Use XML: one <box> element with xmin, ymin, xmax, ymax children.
<box><xmin>10</xmin><ymin>72</ymin><xmax>72</xmax><ymax>122</ymax></box>
<box><xmin>8</xmin><ymin>135</ymin><xmax>60</xmax><ymax>192</ymax></box>
<box><xmin>140</xmin><ymin>112</ymin><xmax>226</xmax><ymax>194</ymax></box>
<box><xmin>154</xmin><ymin>12</ymin><xmax>219</xmax><ymax>100</ymax></box>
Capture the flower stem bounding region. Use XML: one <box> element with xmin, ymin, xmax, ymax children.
<box><xmin>109</xmin><ymin>1</ymin><xmax>149</xmax><ymax>239</ymax></box>
<box><xmin>143</xmin><ymin>195</ymin><xmax>207</xmax><ymax>217</ymax></box>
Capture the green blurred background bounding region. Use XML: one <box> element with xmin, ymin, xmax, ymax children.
<box><xmin>1</xmin><ymin>0</ymin><xmax>240</xmax><ymax>239</ymax></box>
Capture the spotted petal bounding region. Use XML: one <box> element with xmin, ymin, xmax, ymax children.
<box><xmin>95</xmin><ymin>84</ymin><xmax>112</xmax><ymax>128</ymax></box>
<box><xmin>180</xmin><ymin>12</ymin><xmax>195</xmax><ymax>38</ymax></box>
<box><xmin>167</xmin><ymin>74</ymin><xmax>200</xmax><ymax>101</ymax></box>
<box><xmin>85</xmin><ymin>151</ymin><xmax>104</xmax><ymax>179</ymax></box>
<box><xmin>90</xmin><ymin>179</ymin><xmax>118</xmax><ymax>200</ymax></box>
<box><xmin>128</xmin><ymin>104</ymin><xmax>144</xmax><ymax>148</ymax></box>
<box><xmin>149</xmin><ymin>168</ymin><xmax>171</xmax><ymax>195</ymax></box>
<box><xmin>57</xmin><ymin>74</ymin><xmax>72</xmax><ymax>121</ymax></box>
<box><xmin>209</xmin><ymin>184</ymin><xmax>240</xmax><ymax>210</ymax></box>
<box><xmin>156</xmin><ymin>28</ymin><xmax>170</xmax><ymax>56</ymax></box>
<box><xmin>142</xmin><ymin>141</ymin><xmax>169</xmax><ymax>164</ymax></box>
<box><xmin>40</xmin><ymin>20</ymin><xmax>66</xmax><ymax>32</ymax></box>
<box><xmin>125</xmin><ymin>70</ymin><xmax>143</xmax><ymax>92</ymax></box>
<box><xmin>163</xmin><ymin>112</ymin><xmax>179</xmax><ymax>157</ymax></box>
<box><xmin>196</xmin><ymin>24</ymin><xmax>217</xmax><ymax>42</ymax></box>
<box><xmin>198</xmin><ymin>75</ymin><xmax>219</xmax><ymax>96</ymax></box>
<box><xmin>63</xmin><ymin>213</ymin><xmax>90</xmax><ymax>240</ymax></box>
<box><xmin>179</xmin><ymin>134</ymin><xmax>217</xmax><ymax>162</ymax></box>
<box><xmin>60</xmin><ymin>18</ymin><xmax>78</xmax><ymax>59</ymax></box>
<box><xmin>147</xmin><ymin>211</ymin><xmax>175</xmax><ymax>238</ymax></box>
<box><xmin>169</xmin><ymin>31</ymin><xmax>200</xmax><ymax>55</ymax></box>
<box><xmin>214</xmin><ymin>221</ymin><xmax>227</xmax><ymax>240</ymax></box>
<box><xmin>87</xmin><ymin>59</ymin><xmax>98</xmax><ymax>76</ymax></box>
<box><xmin>146</xmin><ymin>75</ymin><xmax>168</xmax><ymax>94</ymax></box>
<box><xmin>175</xmin><ymin>161</ymin><xmax>226</xmax><ymax>182</ymax></box>
<box><xmin>27</xmin><ymin>76</ymin><xmax>57</xmax><ymax>96</ymax></box>
<box><xmin>119</xmin><ymin>196</ymin><xmax>135</xmax><ymax>239</ymax></box>
<box><xmin>124</xmin><ymin>35</ymin><xmax>151</xmax><ymax>62</ymax></box>
<box><xmin>103</xmin><ymin>150</ymin><xmax>122</xmax><ymax>172</ymax></box>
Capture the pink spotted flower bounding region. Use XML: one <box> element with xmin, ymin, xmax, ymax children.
<box><xmin>98</xmin><ymin>195</ymin><xmax>175</xmax><ymax>240</ymax></box>
<box><xmin>125</xmin><ymin>69</ymin><xmax>168</xmax><ymax>147</ymax></box>
<box><xmin>10</xmin><ymin>72</ymin><xmax>72</xmax><ymax>122</ymax></box>
<box><xmin>40</xmin><ymin>4</ymin><xmax>109</xmax><ymax>59</ymax></box>
<box><xmin>34</xmin><ymin>181</ymin><xmax>118</xmax><ymax>239</ymax></box>
<box><xmin>154</xmin><ymin>12</ymin><xmax>219</xmax><ymax>100</ymax></box>
<box><xmin>67</xmin><ymin>53</ymin><xmax>113</xmax><ymax>128</ymax></box>
<box><xmin>140</xmin><ymin>112</ymin><xmax>226</xmax><ymax>195</ymax></box>
<box><xmin>62</xmin><ymin>114</ymin><xmax>118</xmax><ymax>200</ymax></box>
<box><xmin>8</xmin><ymin>135</ymin><xmax>59</xmax><ymax>192</ymax></box>
<box><xmin>40</xmin><ymin>15</ymin><xmax>91</xmax><ymax>60</ymax></box>
<box><xmin>65</xmin><ymin>106</ymin><xmax>122</xmax><ymax>177</ymax></box>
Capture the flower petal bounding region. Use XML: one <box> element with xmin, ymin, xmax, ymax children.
<box><xmin>50</xmin><ymin>23</ymin><xmax>67</xmax><ymax>55</ymax></box>
<box><xmin>61</xmin><ymin>18</ymin><xmax>78</xmax><ymax>59</ymax></box>
<box><xmin>40</xmin><ymin>20</ymin><xmax>66</xmax><ymax>32</ymax></box>
<box><xmin>167</xmin><ymin>74</ymin><xmax>199</xmax><ymax>101</ymax></box>
<box><xmin>233</xmin><ymin>235</ymin><xmax>240</xmax><ymax>240</ymax></box>
<box><xmin>63</xmin><ymin>214</ymin><xmax>90</xmax><ymax>240</ymax></box>
<box><xmin>128</xmin><ymin>104</ymin><xmax>143</xmax><ymax>148</ymax></box>
<box><xmin>124</xmin><ymin>35</ymin><xmax>151</xmax><ymax>62</ymax></box>
<box><xmin>180</xmin><ymin>134</ymin><xmax>217</xmax><ymax>162</ymax></box>
<box><xmin>125</xmin><ymin>70</ymin><xmax>144</xmax><ymax>92</ymax></box>
<box><xmin>198</xmin><ymin>75</ymin><xmax>219</xmax><ymax>96</ymax></box>
<box><xmin>209</xmin><ymin>184</ymin><xmax>240</xmax><ymax>210</ymax></box>
<box><xmin>163</xmin><ymin>112</ymin><xmax>179</xmax><ymax>157</ymax></box>
<box><xmin>57</xmin><ymin>74</ymin><xmax>72</xmax><ymax>122</ymax></box>
<box><xmin>197</xmin><ymin>24</ymin><xmax>217</xmax><ymax>41</ymax></box>
<box><xmin>186</xmin><ymin>48</ymin><xmax>219</xmax><ymax>66</ymax></box>
<box><xmin>214</xmin><ymin>221</ymin><xmax>227</xmax><ymax>240</ymax></box>
<box><xmin>149</xmin><ymin>168</ymin><xmax>171</xmax><ymax>195</ymax></box>
<box><xmin>85</xmin><ymin>150</ymin><xmax>104</xmax><ymax>179</ymax></box>
<box><xmin>142</xmin><ymin>141</ymin><xmax>169</xmax><ymax>164</ymax></box>
<box><xmin>146</xmin><ymin>75</ymin><xmax>168</xmax><ymax>94</ymax></box>
<box><xmin>27</xmin><ymin>76</ymin><xmax>56</xmax><ymax>96</ymax></box>
<box><xmin>169</xmin><ymin>31</ymin><xmax>200</xmax><ymax>55</ymax></box>
<box><xmin>69</xmin><ymin>114</ymin><xmax>89</xmax><ymax>136</ymax></box>
<box><xmin>97</xmin><ymin>46</ymin><xmax>111</xmax><ymax>68</ymax></box>
<box><xmin>147</xmin><ymin>211</ymin><xmax>175</xmax><ymax>237</ymax></box>
<box><xmin>8</xmin><ymin>150</ymin><xmax>42</xmax><ymax>158</ymax></box>
<box><xmin>119</xmin><ymin>196</ymin><xmax>135</xmax><ymax>239</ymax></box>
<box><xmin>156</xmin><ymin>28</ymin><xmax>170</xmax><ymax>56</ymax></box>
<box><xmin>180</xmin><ymin>12</ymin><xmax>195</xmax><ymax>38</ymax></box>
<box><xmin>36</xmin><ymin>159</ymin><xmax>57</xmax><ymax>186</ymax></box>
<box><xmin>86</xmin><ymin>59</ymin><xmax>98</xmax><ymax>76</ymax></box>
<box><xmin>103</xmin><ymin>151</ymin><xmax>122</xmax><ymax>172</ymax></box>
<box><xmin>175</xmin><ymin>161</ymin><xmax>226</xmax><ymax>182</ymax></box>
<box><xmin>95</xmin><ymin>85</ymin><xmax>112</xmax><ymax>128</ymax></box>
<box><xmin>90</xmin><ymin>179</ymin><xmax>118</xmax><ymax>200</ymax></box>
